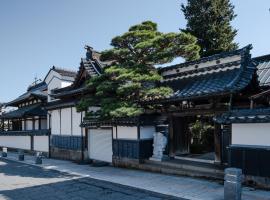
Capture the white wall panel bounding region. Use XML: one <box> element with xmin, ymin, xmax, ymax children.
<box><xmin>88</xmin><ymin>129</ymin><xmax>112</xmax><ymax>162</ymax></box>
<box><xmin>34</xmin><ymin>136</ymin><xmax>49</xmax><ymax>152</ymax></box>
<box><xmin>232</xmin><ymin>123</ymin><xmax>270</xmax><ymax>146</ymax></box>
<box><xmin>61</xmin><ymin>108</ymin><xmax>72</xmax><ymax>135</ymax></box>
<box><xmin>51</xmin><ymin>110</ymin><xmax>60</xmax><ymax>135</ymax></box>
<box><xmin>0</xmin><ymin>136</ymin><xmax>31</xmax><ymax>150</ymax></box>
<box><xmin>26</xmin><ymin>120</ymin><xmax>33</xmax><ymax>130</ymax></box>
<box><xmin>117</xmin><ymin>126</ymin><xmax>138</xmax><ymax>139</ymax></box>
<box><xmin>72</xmin><ymin>107</ymin><xmax>82</xmax><ymax>136</ymax></box>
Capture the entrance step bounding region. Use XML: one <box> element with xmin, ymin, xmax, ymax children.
<box><xmin>143</xmin><ymin>158</ymin><xmax>225</xmax><ymax>180</ymax></box>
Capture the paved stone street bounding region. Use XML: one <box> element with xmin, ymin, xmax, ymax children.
<box><xmin>0</xmin><ymin>159</ymin><xmax>183</xmax><ymax>200</ymax></box>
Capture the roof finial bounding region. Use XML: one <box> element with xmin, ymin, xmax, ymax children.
<box><xmin>32</xmin><ymin>75</ymin><xmax>42</xmax><ymax>86</ymax></box>
<box><xmin>85</xmin><ymin>45</ymin><xmax>93</xmax><ymax>59</ymax></box>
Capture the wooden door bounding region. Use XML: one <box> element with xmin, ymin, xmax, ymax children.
<box><xmin>173</xmin><ymin>117</ymin><xmax>190</xmax><ymax>155</ymax></box>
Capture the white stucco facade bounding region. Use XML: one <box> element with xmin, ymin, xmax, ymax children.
<box><xmin>232</xmin><ymin>123</ymin><xmax>270</xmax><ymax>146</ymax></box>
<box><xmin>44</xmin><ymin>68</ymin><xmax>74</xmax><ymax>102</ymax></box>
<box><xmin>0</xmin><ymin>135</ymin><xmax>49</xmax><ymax>152</ymax></box>
<box><xmin>112</xmin><ymin>125</ymin><xmax>155</xmax><ymax>140</ymax></box>
<box><xmin>49</xmin><ymin>107</ymin><xmax>84</xmax><ymax>136</ymax></box>
<box><xmin>116</xmin><ymin>126</ymin><xmax>138</xmax><ymax>139</ymax></box>
<box><xmin>0</xmin><ymin>136</ymin><xmax>31</xmax><ymax>150</ymax></box>
<box><xmin>33</xmin><ymin>136</ymin><xmax>49</xmax><ymax>152</ymax></box>
<box><xmin>61</xmin><ymin>108</ymin><xmax>72</xmax><ymax>135</ymax></box>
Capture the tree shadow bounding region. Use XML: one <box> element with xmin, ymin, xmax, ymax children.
<box><xmin>0</xmin><ymin>158</ymin><xmax>74</xmax><ymax>179</ymax></box>
<box><xmin>0</xmin><ymin>174</ymin><xmax>182</xmax><ymax>200</ymax></box>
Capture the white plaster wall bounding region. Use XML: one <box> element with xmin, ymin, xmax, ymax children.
<box><xmin>0</xmin><ymin>136</ymin><xmax>31</xmax><ymax>150</ymax></box>
<box><xmin>232</xmin><ymin>123</ymin><xmax>270</xmax><ymax>146</ymax></box>
<box><xmin>61</xmin><ymin>81</ymin><xmax>72</xmax><ymax>88</ymax></box>
<box><xmin>61</xmin><ymin>108</ymin><xmax>72</xmax><ymax>135</ymax></box>
<box><xmin>34</xmin><ymin>136</ymin><xmax>49</xmax><ymax>152</ymax></box>
<box><xmin>35</xmin><ymin>120</ymin><xmax>39</xmax><ymax>130</ymax></box>
<box><xmin>26</xmin><ymin>120</ymin><xmax>33</xmax><ymax>130</ymax></box>
<box><xmin>45</xmin><ymin>70</ymin><xmax>74</xmax><ymax>102</ymax></box>
<box><xmin>47</xmin><ymin>77</ymin><xmax>62</xmax><ymax>102</ymax></box>
<box><xmin>116</xmin><ymin>126</ymin><xmax>138</xmax><ymax>139</ymax></box>
<box><xmin>140</xmin><ymin>126</ymin><xmax>155</xmax><ymax>139</ymax></box>
<box><xmin>113</xmin><ymin>126</ymin><xmax>117</xmax><ymax>139</ymax></box>
<box><xmin>51</xmin><ymin>110</ymin><xmax>60</xmax><ymax>135</ymax></box>
<box><xmin>22</xmin><ymin>121</ymin><xmax>25</xmax><ymax>130</ymax></box>
<box><xmin>72</xmin><ymin>107</ymin><xmax>82</xmax><ymax>136</ymax></box>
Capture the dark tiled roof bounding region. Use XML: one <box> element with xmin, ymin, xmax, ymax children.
<box><xmin>157</xmin><ymin>45</ymin><xmax>258</xmax><ymax>101</ymax></box>
<box><xmin>214</xmin><ymin>108</ymin><xmax>270</xmax><ymax>124</ymax></box>
<box><xmin>253</xmin><ymin>54</ymin><xmax>270</xmax><ymax>87</ymax></box>
<box><xmin>52</xmin><ymin>66</ymin><xmax>77</xmax><ymax>78</ymax></box>
<box><xmin>52</xmin><ymin>46</ymin><xmax>109</xmax><ymax>99</ymax></box>
<box><xmin>46</xmin><ymin>99</ymin><xmax>76</xmax><ymax>110</ymax></box>
<box><xmin>82</xmin><ymin>114</ymin><xmax>166</xmax><ymax>127</ymax></box>
<box><xmin>1</xmin><ymin>104</ymin><xmax>47</xmax><ymax>119</ymax></box>
<box><xmin>6</xmin><ymin>82</ymin><xmax>47</xmax><ymax>107</ymax></box>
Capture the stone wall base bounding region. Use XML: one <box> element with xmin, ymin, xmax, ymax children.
<box><xmin>113</xmin><ymin>156</ymin><xmax>143</xmax><ymax>168</ymax></box>
<box><xmin>50</xmin><ymin>147</ymin><xmax>89</xmax><ymax>163</ymax></box>
<box><xmin>0</xmin><ymin>146</ymin><xmax>48</xmax><ymax>157</ymax></box>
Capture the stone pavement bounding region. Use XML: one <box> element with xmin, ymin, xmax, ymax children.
<box><xmin>1</xmin><ymin>152</ymin><xmax>270</xmax><ymax>200</ymax></box>
<box><xmin>0</xmin><ymin>159</ymin><xmax>182</xmax><ymax>200</ymax></box>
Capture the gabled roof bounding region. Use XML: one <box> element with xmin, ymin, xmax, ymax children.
<box><xmin>51</xmin><ymin>46</ymin><xmax>110</xmax><ymax>99</ymax></box>
<box><xmin>71</xmin><ymin>46</ymin><xmax>107</xmax><ymax>88</ymax></box>
<box><xmin>253</xmin><ymin>54</ymin><xmax>270</xmax><ymax>87</ymax></box>
<box><xmin>5</xmin><ymin>82</ymin><xmax>47</xmax><ymax>107</ymax></box>
<box><xmin>52</xmin><ymin>67</ymin><xmax>77</xmax><ymax>78</ymax></box>
<box><xmin>157</xmin><ymin>45</ymin><xmax>258</xmax><ymax>102</ymax></box>
<box><xmin>44</xmin><ymin>66</ymin><xmax>77</xmax><ymax>83</ymax></box>
<box><xmin>214</xmin><ymin>108</ymin><xmax>270</xmax><ymax>124</ymax></box>
<box><xmin>1</xmin><ymin>103</ymin><xmax>47</xmax><ymax>119</ymax></box>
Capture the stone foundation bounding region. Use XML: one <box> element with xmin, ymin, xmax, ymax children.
<box><xmin>50</xmin><ymin>146</ymin><xmax>89</xmax><ymax>162</ymax></box>
<box><xmin>0</xmin><ymin>146</ymin><xmax>48</xmax><ymax>157</ymax></box>
<box><xmin>113</xmin><ymin>156</ymin><xmax>143</xmax><ymax>168</ymax></box>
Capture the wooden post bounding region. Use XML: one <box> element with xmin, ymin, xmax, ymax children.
<box><xmin>24</xmin><ymin>120</ymin><xmax>26</xmax><ymax>131</ymax></box>
<box><xmin>250</xmin><ymin>99</ymin><xmax>254</xmax><ymax>109</ymax></box>
<box><xmin>214</xmin><ymin>123</ymin><xmax>221</xmax><ymax>164</ymax></box>
<box><xmin>168</xmin><ymin>115</ymin><xmax>175</xmax><ymax>158</ymax></box>
<box><xmin>38</xmin><ymin>117</ymin><xmax>41</xmax><ymax>130</ymax></box>
<box><xmin>32</xmin><ymin>118</ymin><xmax>35</xmax><ymax>130</ymax></box>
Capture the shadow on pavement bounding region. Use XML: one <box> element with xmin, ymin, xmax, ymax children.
<box><xmin>0</xmin><ymin>176</ymin><xmax>184</xmax><ymax>200</ymax></box>
<box><xmin>0</xmin><ymin>158</ymin><xmax>74</xmax><ymax>179</ymax></box>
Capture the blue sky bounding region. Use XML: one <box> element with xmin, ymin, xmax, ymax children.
<box><xmin>0</xmin><ymin>0</ymin><xmax>269</xmax><ymax>102</ymax></box>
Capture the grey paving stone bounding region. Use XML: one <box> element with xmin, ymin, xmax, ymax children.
<box><xmin>0</xmin><ymin>158</ymin><xmax>184</xmax><ymax>200</ymax></box>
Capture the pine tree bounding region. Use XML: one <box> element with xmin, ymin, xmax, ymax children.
<box><xmin>181</xmin><ymin>0</ymin><xmax>238</xmax><ymax>57</ymax></box>
<box><xmin>77</xmin><ymin>21</ymin><xmax>200</xmax><ymax>120</ymax></box>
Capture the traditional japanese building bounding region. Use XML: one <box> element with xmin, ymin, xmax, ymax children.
<box><xmin>82</xmin><ymin>45</ymin><xmax>270</xmax><ymax>181</ymax></box>
<box><xmin>46</xmin><ymin>46</ymin><xmax>108</xmax><ymax>161</ymax></box>
<box><xmin>0</xmin><ymin>81</ymin><xmax>50</xmax><ymax>153</ymax></box>
<box><xmin>214</xmin><ymin>55</ymin><xmax>270</xmax><ymax>188</ymax></box>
